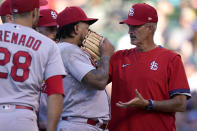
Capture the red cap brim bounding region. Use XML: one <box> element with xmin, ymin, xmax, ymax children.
<box><xmin>82</xmin><ymin>18</ymin><xmax>98</xmax><ymax>25</ymax></box>
<box><xmin>120</xmin><ymin>18</ymin><xmax>146</xmax><ymax>25</ymax></box>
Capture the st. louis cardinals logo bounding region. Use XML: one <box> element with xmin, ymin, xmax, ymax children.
<box><xmin>148</xmin><ymin>17</ymin><xmax>152</xmax><ymax>21</ymax></box>
<box><xmin>51</xmin><ymin>11</ymin><xmax>57</xmax><ymax>19</ymax></box>
<box><xmin>150</xmin><ymin>61</ymin><xmax>158</xmax><ymax>70</ymax></box>
<box><xmin>129</xmin><ymin>7</ymin><xmax>134</xmax><ymax>16</ymax></box>
<box><xmin>13</xmin><ymin>9</ymin><xmax>18</xmax><ymax>13</ymax></box>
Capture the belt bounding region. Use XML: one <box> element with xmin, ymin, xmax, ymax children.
<box><xmin>87</xmin><ymin>119</ymin><xmax>108</xmax><ymax>130</ymax></box>
<box><xmin>15</xmin><ymin>105</ymin><xmax>33</xmax><ymax>111</ymax></box>
<box><xmin>62</xmin><ymin>117</ymin><xmax>108</xmax><ymax>130</ymax></box>
<box><xmin>0</xmin><ymin>104</ymin><xmax>33</xmax><ymax>111</ymax></box>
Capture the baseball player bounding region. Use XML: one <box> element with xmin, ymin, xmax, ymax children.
<box><xmin>0</xmin><ymin>0</ymin><xmax>12</xmax><ymax>23</ymax></box>
<box><xmin>37</xmin><ymin>9</ymin><xmax>58</xmax><ymax>41</ymax></box>
<box><xmin>56</xmin><ymin>6</ymin><xmax>114</xmax><ymax>131</ymax></box>
<box><xmin>0</xmin><ymin>0</ymin><xmax>48</xmax><ymax>24</ymax></box>
<box><xmin>0</xmin><ymin>0</ymin><xmax>66</xmax><ymax>131</ymax></box>
<box><xmin>36</xmin><ymin>8</ymin><xmax>59</xmax><ymax>131</ymax></box>
<box><xmin>108</xmin><ymin>3</ymin><xmax>191</xmax><ymax>131</ymax></box>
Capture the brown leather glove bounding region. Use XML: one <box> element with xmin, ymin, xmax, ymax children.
<box><xmin>82</xmin><ymin>30</ymin><xmax>103</xmax><ymax>62</ymax></box>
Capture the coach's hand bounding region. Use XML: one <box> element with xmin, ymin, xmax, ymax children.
<box><xmin>116</xmin><ymin>89</ymin><xmax>149</xmax><ymax>109</ymax></box>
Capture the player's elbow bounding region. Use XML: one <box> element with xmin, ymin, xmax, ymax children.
<box><xmin>82</xmin><ymin>71</ymin><xmax>108</xmax><ymax>90</ymax></box>
<box><xmin>92</xmin><ymin>76</ymin><xmax>109</xmax><ymax>90</ymax></box>
<box><xmin>173</xmin><ymin>96</ymin><xmax>187</xmax><ymax>112</ymax></box>
<box><xmin>83</xmin><ymin>79</ymin><xmax>107</xmax><ymax>90</ymax></box>
<box><xmin>94</xmin><ymin>82</ymin><xmax>107</xmax><ymax>90</ymax></box>
<box><xmin>176</xmin><ymin>103</ymin><xmax>186</xmax><ymax>112</ymax></box>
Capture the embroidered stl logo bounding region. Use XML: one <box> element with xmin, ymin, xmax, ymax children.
<box><xmin>129</xmin><ymin>8</ymin><xmax>134</xmax><ymax>16</ymax></box>
<box><xmin>122</xmin><ymin>64</ymin><xmax>130</xmax><ymax>68</ymax></box>
<box><xmin>150</xmin><ymin>61</ymin><xmax>158</xmax><ymax>70</ymax></box>
<box><xmin>148</xmin><ymin>17</ymin><xmax>152</xmax><ymax>21</ymax></box>
<box><xmin>51</xmin><ymin>11</ymin><xmax>57</xmax><ymax>19</ymax></box>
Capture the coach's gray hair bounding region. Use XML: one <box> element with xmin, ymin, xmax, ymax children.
<box><xmin>145</xmin><ymin>23</ymin><xmax>157</xmax><ymax>33</ymax></box>
<box><xmin>152</xmin><ymin>23</ymin><xmax>157</xmax><ymax>32</ymax></box>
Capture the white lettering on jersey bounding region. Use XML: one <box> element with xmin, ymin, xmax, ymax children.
<box><xmin>150</xmin><ymin>61</ymin><xmax>158</xmax><ymax>70</ymax></box>
<box><xmin>0</xmin><ymin>30</ymin><xmax>42</xmax><ymax>51</ymax></box>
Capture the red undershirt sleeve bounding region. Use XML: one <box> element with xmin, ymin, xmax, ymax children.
<box><xmin>45</xmin><ymin>75</ymin><xmax>65</xmax><ymax>96</ymax></box>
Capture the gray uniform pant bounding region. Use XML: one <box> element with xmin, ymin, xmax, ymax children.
<box><xmin>0</xmin><ymin>106</ymin><xmax>38</xmax><ymax>131</ymax></box>
<box><xmin>57</xmin><ymin>118</ymin><xmax>109</xmax><ymax>131</ymax></box>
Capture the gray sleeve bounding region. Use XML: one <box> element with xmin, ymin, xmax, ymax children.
<box><xmin>44</xmin><ymin>44</ymin><xmax>67</xmax><ymax>80</ymax></box>
<box><xmin>66</xmin><ymin>52</ymin><xmax>95</xmax><ymax>82</ymax></box>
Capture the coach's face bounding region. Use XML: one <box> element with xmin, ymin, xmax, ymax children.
<box><xmin>128</xmin><ymin>24</ymin><xmax>150</xmax><ymax>46</ymax></box>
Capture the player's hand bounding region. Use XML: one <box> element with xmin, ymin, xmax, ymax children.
<box><xmin>100</xmin><ymin>38</ymin><xmax>114</xmax><ymax>57</ymax></box>
<box><xmin>116</xmin><ymin>89</ymin><xmax>149</xmax><ymax>109</ymax></box>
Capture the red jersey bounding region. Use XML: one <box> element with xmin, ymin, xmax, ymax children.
<box><xmin>108</xmin><ymin>46</ymin><xmax>190</xmax><ymax>131</ymax></box>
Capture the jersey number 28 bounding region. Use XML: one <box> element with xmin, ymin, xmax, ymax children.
<box><xmin>0</xmin><ymin>47</ymin><xmax>32</xmax><ymax>82</ymax></box>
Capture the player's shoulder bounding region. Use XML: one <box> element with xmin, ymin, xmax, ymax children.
<box><xmin>112</xmin><ymin>48</ymin><xmax>135</xmax><ymax>59</ymax></box>
<box><xmin>155</xmin><ymin>46</ymin><xmax>182</xmax><ymax>64</ymax></box>
<box><xmin>157</xmin><ymin>46</ymin><xmax>179</xmax><ymax>57</ymax></box>
<box><xmin>58</xmin><ymin>42</ymin><xmax>90</xmax><ymax>60</ymax></box>
<box><xmin>0</xmin><ymin>22</ymin><xmax>14</xmax><ymax>29</ymax></box>
<box><xmin>58</xmin><ymin>42</ymin><xmax>82</xmax><ymax>54</ymax></box>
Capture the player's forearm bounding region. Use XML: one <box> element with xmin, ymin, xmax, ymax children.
<box><xmin>47</xmin><ymin>94</ymin><xmax>64</xmax><ymax>131</ymax></box>
<box><xmin>82</xmin><ymin>56</ymin><xmax>111</xmax><ymax>90</ymax></box>
<box><xmin>151</xmin><ymin>95</ymin><xmax>187</xmax><ymax>112</ymax></box>
<box><xmin>95</xmin><ymin>55</ymin><xmax>111</xmax><ymax>82</ymax></box>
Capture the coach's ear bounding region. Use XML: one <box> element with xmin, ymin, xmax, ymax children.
<box><xmin>147</xmin><ymin>23</ymin><xmax>156</xmax><ymax>33</ymax></box>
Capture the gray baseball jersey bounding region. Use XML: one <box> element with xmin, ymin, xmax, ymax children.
<box><xmin>38</xmin><ymin>90</ymin><xmax>48</xmax><ymax>130</ymax></box>
<box><xmin>57</xmin><ymin>42</ymin><xmax>110</xmax><ymax>122</ymax></box>
<box><xmin>0</xmin><ymin>23</ymin><xmax>66</xmax><ymax>111</ymax></box>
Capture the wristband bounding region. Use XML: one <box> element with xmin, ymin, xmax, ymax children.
<box><xmin>145</xmin><ymin>99</ymin><xmax>154</xmax><ymax>110</ymax></box>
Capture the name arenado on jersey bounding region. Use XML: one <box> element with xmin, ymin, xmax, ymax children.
<box><xmin>0</xmin><ymin>30</ymin><xmax>42</xmax><ymax>51</ymax></box>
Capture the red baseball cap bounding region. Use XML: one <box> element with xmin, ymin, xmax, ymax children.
<box><xmin>57</xmin><ymin>6</ymin><xmax>98</xmax><ymax>29</ymax></box>
<box><xmin>10</xmin><ymin>0</ymin><xmax>48</xmax><ymax>14</ymax></box>
<box><xmin>40</xmin><ymin>0</ymin><xmax>48</xmax><ymax>6</ymax></box>
<box><xmin>37</xmin><ymin>9</ymin><xmax>58</xmax><ymax>27</ymax></box>
<box><xmin>0</xmin><ymin>0</ymin><xmax>11</xmax><ymax>16</ymax></box>
<box><xmin>120</xmin><ymin>3</ymin><xmax>158</xmax><ymax>25</ymax></box>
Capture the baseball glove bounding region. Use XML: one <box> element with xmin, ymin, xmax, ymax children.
<box><xmin>82</xmin><ymin>30</ymin><xmax>104</xmax><ymax>62</ymax></box>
